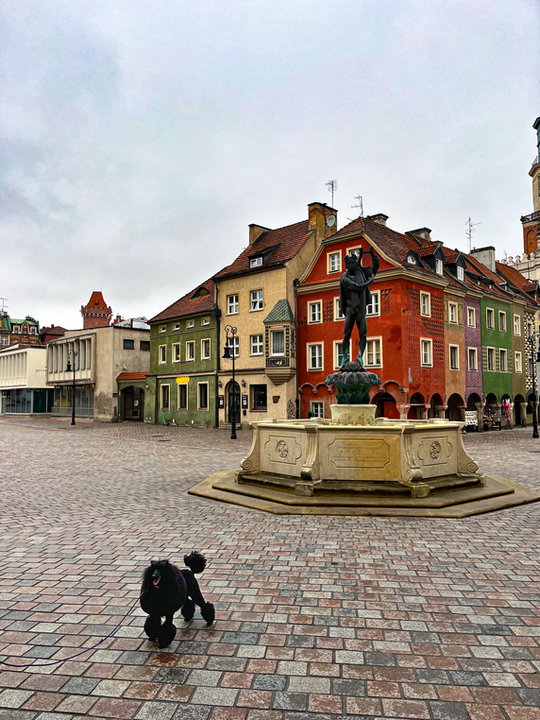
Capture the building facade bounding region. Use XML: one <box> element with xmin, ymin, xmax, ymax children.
<box><xmin>0</xmin><ymin>344</ymin><xmax>53</xmax><ymax>414</ymax></box>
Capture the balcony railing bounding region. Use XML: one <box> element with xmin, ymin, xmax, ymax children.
<box><xmin>520</xmin><ymin>210</ymin><xmax>540</xmax><ymax>224</ymax></box>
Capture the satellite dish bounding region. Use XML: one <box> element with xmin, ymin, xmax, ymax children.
<box><xmin>326</xmin><ymin>214</ymin><xmax>336</xmax><ymax>228</ymax></box>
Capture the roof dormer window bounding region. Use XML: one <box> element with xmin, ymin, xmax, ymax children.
<box><xmin>435</xmin><ymin>258</ymin><xmax>443</xmax><ymax>275</ymax></box>
<box><xmin>457</xmin><ymin>266</ymin><xmax>464</xmax><ymax>281</ymax></box>
<box><xmin>250</xmin><ymin>257</ymin><xmax>263</xmax><ymax>268</ymax></box>
<box><xmin>407</xmin><ymin>254</ymin><xmax>417</xmax><ymax>265</ymax></box>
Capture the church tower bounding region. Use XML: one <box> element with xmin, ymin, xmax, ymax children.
<box><xmin>81</xmin><ymin>291</ymin><xmax>112</xmax><ymax>329</ymax></box>
<box><xmin>521</xmin><ymin>117</ymin><xmax>540</xmax><ymax>255</ymax></box>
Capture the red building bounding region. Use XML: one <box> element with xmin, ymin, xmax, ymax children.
<box><xmin>297</xmin><ymin>215</ymin><xmax>446</xmax><ymax>419</ymax></box>
<box><xmin>81</xmin><ymin>291</ymin><xmax>112</xmax><ymax>329</ymax></box>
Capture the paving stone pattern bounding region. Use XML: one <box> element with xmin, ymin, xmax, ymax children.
<box><xmin>0</xmin><ymin>417</ymin><xmax>539</xmax><ymax>719</ymax></box>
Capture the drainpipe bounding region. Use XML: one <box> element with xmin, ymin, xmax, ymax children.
<box><xmin>293</xmin><ymin>278</ymin><xmax>300</xmax><ymax>418</ymax></box>
<box><xmin>214</xmin><ymin>283</ymin><xmax>220</xmax><ymax>429</ymax></box>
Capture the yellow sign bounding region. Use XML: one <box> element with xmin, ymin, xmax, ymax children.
<box><xmin>176</xmin><ymin>376</ymin><xmax>190</xmax><ymax>384</ymax></box>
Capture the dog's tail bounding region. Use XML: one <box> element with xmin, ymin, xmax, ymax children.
<box><xmin>184</xmin><ymin>551</ymin><xmax>207</xmax><ymax>574</ymax></box>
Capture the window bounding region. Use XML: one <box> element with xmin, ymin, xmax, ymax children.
<box><xmin>201</xmin><ymin>338</ymin><xmax>211</xmax><ymax>359</ymax></box>
<box><xmin>334</xmin><ymin>297</ymin><xmax>345</xmax><ymax>321</ymax></box>
<box><xmin>486</xmin><ymin>308</ymin><xmax>494</xmax><ymax>329</ymax></box>
<box><xmin>250</xmin><ymin>289</ymin><xmax>263</xmax><ymax>311</ymax></box>
<box><xmin>448</xmin><ymin>302</ymin><xmax>458</xmax><ymax>324</ymax></box>
<box><xmin>186</xmin><ymin>341</ymin><xmax>195</xmax><ymax>361</ymax></box>
<box><xmin>178</xmin><ymin>384</ymin><xmax>188</xmax><ymax>410</ymax></box>
<box><xmin>487</xmin><ymin>347</ymin><xmax>495</xmax><ymax>371</ymax></box>
<box><xmin>348</xmin><ymin>246</ymin><xmax>362</xmax><ymax>258</ymax></box>
<box><xmin>334</xmin><ymin>341</ymin><xmax>345</xmax><ymax>369</ymax></box>
<box><xmin>159</xmin><ymin>325</ymin><xmax>166</xmax><ymax>333</ymax></box>
<box><xmin>513</xmin><ymin>314</ymin><xmax>521</xmax><ymax>335</ymax></box>
<box><xmin>435</xmin><ymin>258</ymin><xmax>443</xmax><ymax>275</ymax></box>
<box><xmin>420</xmin><ymin>292</ymin><xmax>431</xmax><ymax>317</ymax></box>
<box><xmin>515</xmin><ymin>351</ymin><xmax>522</xmax><ymax>373</ymax></box>
<box><xmin>420</xmin><ymin>339</ymin><xmax>433</xmax><ymax>366</ymax></box>
<box><xmin>30</xmin><ymin>327</ymin><xmax>36</xmax><ymax>335</ymax></box>
<box><xmin>271</xmin><ymin>330</ymin><xmax>284</xmax><ymax>356</ymax></box>
<box><xmin>250</xmin><ymin>256</ymin><xmax>263</xmax><ymax>268</ymax></box>
<box><xmin>311</xmin><ymin>401</ymin><xmax>324</xmax><ymax>418</ymax></box>
<box><xmin>159</xmin><ymin>345</ymin><xmax>166</xmax><ymax>364</ymax></box>
<box><xmin>467</xmin><ymin>307</ymin><xmax>476</xmax><ymax>328</ymax></box>
<box><xmin>187</xmin><ymin>319</ymin><xmax>195</xmax><ymax>328</ymax></box>
<box><xmin>174</xmin><ymin>323</ymin><xmax>180</xmax><ymax>330</ymax></box>
<box><xmin>407</xmin><ymin>253</ymin><xmax>417</xmax><ymax>265</ymax></box>
<box><xmin>499</xmin><ymin>348</ymin><xmax>507</xmax><ymax>372</ymax></box>
<box><xmin>251</xmin><ymin>384</ymin><xmax>267</xmax><ymax>410</ymax></box>
<box><xmin>123</xmin><ymin>339</ymin><xmax>135</xmax><ymax>350</ymax></box>
<box><xmin>198</xmin><ymin>382</ymin><xmax>209</xmax><ymax>410</ymax></box>
<box><xmin>468</xmin><ymin>347</ymin><xmax>478</xmax><ymax>371</ymax></box>
<box><xmin>172</xmin><ymin>343</ymin><xmax>181</xmax><ymax>362</ymax></box>
<box><xmin>308</xmin><ymin>301</ymin><xmax>322</xmax><ymax>324</ymax></box>
<box><xmin>201</xmin><ymin>316</ymin><xmax>210</xmax><ymax>325</ymax></box>
<box><xmin>13</xmin><ymin>327</ymin><xmax>19</xmax><ymax>334</ymax></box>
<box><xmin>307</xmin><ymin>343</ymin><xmax>323</xmax><ymax>370</ymax></box>
<box><xmin>498</xmin><ymin>311</ymin><xmax>507</xmax><ymax>332</ymax></box>
<box><xmin>365</xmin><ymin>338</ymin><xmax>382</xmax><ymax>367</ymax></box>
<box><xmin>366</xmin><ymin>291</ymin><xmax>380</xmax><ymax>317</ymax></box>
<box><xmin>250</xmin><ymin>334</ymin><xmax>263</xmax><ymax>355</ymax></box>
<box><xmin>161</xmin><ymin>384</ymin><xmax>170</xmax><ymax>410</ymax></box>
<box><xmin>227</xmin><ymin>294</ymin><xmax>239</xmax><ymax>315</ymax></box>
<box><xmin>140</xmin><ymin>340</ymin><xmax>150</xmax><ymax>351</ymax></box>
<box><xmin>457</xmin><ymin>266</ymin><xmax>464</xmax><ymax>281</ymax></box>
<box><xmin>328</xmin><ymin>252</ymin><xmax>341</xmax><ymax>273</ymax></box>
<box><xmin>449</xmin><ymin>344</ymin><xmax>459</xmax><ymax>370</ymax></box>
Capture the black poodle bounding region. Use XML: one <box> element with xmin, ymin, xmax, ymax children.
<box><xmin>140</xmin><ymin>551</ymin><xmax>215</xmax><ymax>648</ymax></box>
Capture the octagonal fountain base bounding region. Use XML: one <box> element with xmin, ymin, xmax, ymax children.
<box><xmin>189</xmin><ymin>414</ymin><xmax>540</xmax><ymax>517</ymax></box>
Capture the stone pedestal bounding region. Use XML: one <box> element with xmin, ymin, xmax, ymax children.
<box><xmin>330</xmin><ymin>404</ymin><xmax>377</xmax><ymax>426</ymax></box>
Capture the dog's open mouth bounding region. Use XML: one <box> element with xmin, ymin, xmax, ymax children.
<box><xmin>152</xmin><ymin>578</ymin><xmax>160</xmax><ymax>587</ymax></box>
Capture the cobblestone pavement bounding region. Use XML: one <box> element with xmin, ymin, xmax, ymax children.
<box><xmin>0</xmin><ymin>416</ymin><xmax>538</xmax><ymax>720</ymax></box>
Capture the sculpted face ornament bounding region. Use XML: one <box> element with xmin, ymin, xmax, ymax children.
<box><xmin>276</xmin><ymin>440</ymin><xmax>289</xmax><ymax>459</ymax></box>
<box><xmin>430</xmin><ymin>441</ymin><xmax>442</xmax><ymax>460</ymax></box>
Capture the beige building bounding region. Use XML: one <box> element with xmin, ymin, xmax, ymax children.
<box><xmin>46</xmin><ymin>324</ymin><xmax>150</xmax><ymax>421</ymax></box>
<box><xmin>214</xmin><ymin>202</ymin><xmax>336</xmax><ymax>428</ymax></box>
<box><xmin>0</xmin><ymin>344</ymin><xmax>51</xmax><ymax>414</ymax></box>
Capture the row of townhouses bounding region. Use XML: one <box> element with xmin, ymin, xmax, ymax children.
<box><xmin>2</xmin><ymin>119</ymin><xmax>540</xmax><ymax>429</ymax></box>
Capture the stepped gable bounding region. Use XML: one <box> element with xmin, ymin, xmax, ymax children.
<box><xmin>150</xmin><ymin>278</ymin><xmax>215</xmax><ymax>323</ymax></box>
<box><xmin>214</xmin><ymin>219</ymin><xmax>310</xmax><ymax>279</ymax></box>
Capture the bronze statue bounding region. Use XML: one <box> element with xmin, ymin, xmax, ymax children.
<box><xmin>339</xmin><ymin>248</ymin><xmax>380</xmax><ymax>369</ymax></box>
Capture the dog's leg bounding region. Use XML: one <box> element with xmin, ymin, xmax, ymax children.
<box><xmin>181</xmin><ymin>569</ymin><xmax>215</xmax><ymax>626</ymax></box>
<box><xmin>157</xmin><ymin>612</ymin><xmax>177</xmax><ymax>649</ymax></box>
<box><xmin>181</xmin><ymin>598</ymin><xmax>195</xmax><ymax>622</ymax></box>
<box><xmin>144</xmin><ymin>614</ymin><xmax>162</xmax><ymax>642</ymax></box>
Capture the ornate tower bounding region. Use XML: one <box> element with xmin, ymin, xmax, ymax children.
<box><xmin>521</xmin><ymin>117</ymin><xmax>540</xmax><ymax>255</ymax></box>
<box><xmin>81</xmin><ymin>291</ymin><xmax>112</xmax><ymax>329</ymax></box>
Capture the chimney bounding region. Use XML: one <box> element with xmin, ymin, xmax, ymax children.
<box><xmin>367</xmin><ymin>213</ymin><xmax>389</xmax><ymax>227</ymax></box>
<box><xmin>249</xmin><ymin>224</ymin><xmax>270</xmax><ymax>246</ymax></box>
<box><xmin>470</xmin><ymin>246</ymin><xmax>496</xmax><ymax>273</ymax></box>
<box><xmin>406</xmin><ymin>227</ymin><xmax>432</xmax><ymax>241</ymax></box>
<box><xmin>308</xmin><ymin>202</ymin><xmax>337</xmax><ymax>241</ymax></box>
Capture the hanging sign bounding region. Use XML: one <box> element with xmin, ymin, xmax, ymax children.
<box><xmin>218</xmin><ymin>395</ymin><xmax>225</xmax><ymax>409</ymax></box>
<box><xmin>176</xmin><ymin>377</ymin><xmax>190</xmax><ymax>384</ymax></box>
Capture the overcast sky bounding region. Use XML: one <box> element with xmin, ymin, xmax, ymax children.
<box><xmin>1</xmin><ymin>0</ymin><xmax>539</xmax><ymax>329</ymax></box>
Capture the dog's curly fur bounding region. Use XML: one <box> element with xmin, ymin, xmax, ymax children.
<box><xmin>140</xmin><ymin>552</ymin><xmax>214</xmax><ymax>648</ymax></box>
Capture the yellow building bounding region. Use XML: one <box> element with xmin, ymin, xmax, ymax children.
<box><xmin>214</xmin><ymin>202</ymin><xmax>336</xmax><ymax>428</ymax></box>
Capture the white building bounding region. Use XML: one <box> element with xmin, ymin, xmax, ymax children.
<box><xmin>0</xmin><ymin>344</ymin><xmax>52</xmax><ymax>414</ymax></box>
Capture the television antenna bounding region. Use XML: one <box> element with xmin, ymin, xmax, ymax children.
<box><xmin>326</xmin><ymin>179</ymin><xmax>337</xmax><ymax>207</ymax></box>
<box><xmin>466</xmin><ymin>217</ymin><xmax>481</xmax><ymax>252</ymax></box>
<box><xmin>0</xmin><ymin>298</ymin><xmax>7</xmax><ymax>314</ymax></box>
<box><xmin>352</xmin><ymin>194</ymin><xmax>364</xmax><ymax>218</ymax></box>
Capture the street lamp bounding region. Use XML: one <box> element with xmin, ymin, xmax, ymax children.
<box><xmin>66</xmin><ymin>349</ymin><xmax>79</xmax><ymax>426</ymax></box>
<box><xmin>530</xmin><ymin>333</ymin><xmax>540</xmax><ymax>439</ymax></box>
<box><xmin>222</xmin><ymin>325</ymin><xmax>238</xmax><ymax>440</ymax></box>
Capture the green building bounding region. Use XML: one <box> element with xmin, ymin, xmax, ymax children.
<box><xmin>147</xmin><ymin>279</ymin><xmax>218</xmax><ymax>427</ymax></box>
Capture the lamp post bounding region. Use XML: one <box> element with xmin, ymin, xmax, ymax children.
<box><xmin>222</xmin><ymin>325</ymin><xmax>238</xmax><ymax>440</ymax></box>
<box><xmin>531</xmin><ymin>333</ymin><xmax>540</xmax><ymax>439</ymax></box>
<box><xmin>66</xmin><ymin>349</ymin><xmax>78</xmax><ymax>426</ymax></box>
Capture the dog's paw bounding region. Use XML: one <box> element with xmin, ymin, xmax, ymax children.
<box><xmin>181</xmin><ymin>598</ymin><xmax>195</xmax><ymax>622</ymax></box>
<box><xmin>144</xmin><ymin>615</ymin><xmax>162</xmax><ymax>642</ymax></box>
<box><xmin>201</xmin><ymin>602</ymin><xmax>215</xmax><ymax>626</ymax></box>
<box><xmin>157</xmin><ymin>622</ymin><xmax>177</xmax><ymax>649</ymax></box>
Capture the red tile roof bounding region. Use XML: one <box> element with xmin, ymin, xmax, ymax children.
<box><xmin>150</xmin><ymin>278</ymin><xmax>215</xmax><ymax>323</ymax></box>
<box><xmin>214</xmin><ymin>220</ymin><xmax>311</xmax><ymax>280</ymax></box>
<box><xmin>117</xmin><ymin>372</ymin><xmax>149</xmax><ymax>381</ymax></box>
